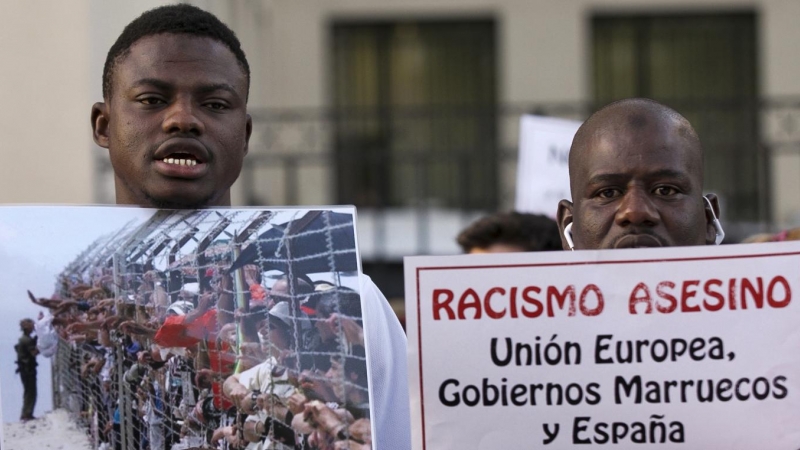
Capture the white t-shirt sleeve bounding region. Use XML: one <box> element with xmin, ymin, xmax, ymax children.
<box><xmin>238</xmin><ymin>361</ymin><xmax>269</xmax><ymax>392</ymax></box>
<box><xmin>360</xmin><ymin>274</ymin><xmax>411</xmax><ymax>450</ymax></box>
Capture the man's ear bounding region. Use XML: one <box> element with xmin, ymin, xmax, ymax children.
<box><xmin>556</xmin><ymin>199</ymin><xmax>574</xmax><ymax>251</ymax></box>
<box><xmin>91</xmin><ymin>102</ymin><xmax>110</xmax><ymax>149</ymax></box>
<box><xmin>703</xmin><ymin>193</ymin><xmax>722</xmax><ymax>245</ymax></box>
<box><xmin>243</xmin><ymin>113</ymin><xmax>253</xmax><ymax>156</ymax></box>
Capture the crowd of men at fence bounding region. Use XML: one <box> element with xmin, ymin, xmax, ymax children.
<box><xmin>26</xmin><ymin>255</ymin><xmax>371</xmax><ymax>450</ymax></box>
<box><xmin>19</xmin><ymin>206</ymin><xmax>800</xmax><ymax>450</ymax></box>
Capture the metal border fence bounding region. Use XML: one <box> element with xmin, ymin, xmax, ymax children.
<box><xmin>49</xmin><ymin>209</ymin><xmax>370</xmax><ymax>450</ymax></box>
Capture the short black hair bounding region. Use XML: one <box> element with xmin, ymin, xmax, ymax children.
<box><xmin>457</xmin><ymin>211</ymin><xmax>562</xmax><ymax>253</ymax></box>
<box><xmin>341</xmin><ymin>354</ymin><xmax>368</xmax><ymax>390</ymax></box>
<box><xmin>315</xmin><ymin>288</ymin><xmax>362</xmax><ymax>319</ymax></box>
<box><xmin>102</xmin><ymin>4</ymin><xmax>250</xmax><ymax>100</ymax></box>
<box><xmin>568</xmin><ymin>98</ymin><xmax>703</xmax><ymax>193</ymax></box>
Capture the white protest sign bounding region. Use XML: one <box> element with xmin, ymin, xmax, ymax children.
<box><xmin>515</xmin><ymin>115</ymin><xmax>581</xmax><ymax>218</ymax></box>
<box><xmin>405</xmin><ymin>242</ymin><xmax>800</xmax><ymax>449</ymax></box>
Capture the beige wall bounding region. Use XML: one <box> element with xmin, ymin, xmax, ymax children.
<box><xmin>0</xmin><ymin>2</ymin><xmax>93</xmax><ymax>204</ymax></box>
<box><xmin>761</xmin><ymin>1</ymin><xmax>800</xmax><ymax>226</ymax></box>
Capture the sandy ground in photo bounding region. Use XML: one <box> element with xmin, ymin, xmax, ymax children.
<box><xmin>3</xmin><ymin>409</ymin><xmax>91</xmax><ymax>450</ymax></box>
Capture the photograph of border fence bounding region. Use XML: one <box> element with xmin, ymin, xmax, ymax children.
<box><xmin>0</xmin><ymin>206</ymin><xmax>372</xmax><ymax>450</ymax></box>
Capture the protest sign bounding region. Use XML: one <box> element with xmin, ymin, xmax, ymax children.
<box><xmin>405</xmin><ymin>243</ymin><xmax>800</xmax><ymax>449</ymax></box>
<box><xmin>0</xmin><ymin>206</ymin><xmax>373</xmax><ymax>449</ymax></box>
<box><xmin>515</xmin><ymin>115</ymin><xmax>581</xmax><ymax>217</ymax></box>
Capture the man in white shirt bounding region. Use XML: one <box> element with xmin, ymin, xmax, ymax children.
<box><xmin>92</xmin><ymin>4</ymin><xmax>410</xmax><ymax>449</ymax></box>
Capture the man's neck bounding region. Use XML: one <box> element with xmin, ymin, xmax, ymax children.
<box><xmin>113</xmin><ymin>179</ymin><xmax>233</xmax><ymax>208</ymax></box>
<box><xmin>115</xmin><ymin>195</ymin><xmax>233</xmax><ymax>209</ymax></box>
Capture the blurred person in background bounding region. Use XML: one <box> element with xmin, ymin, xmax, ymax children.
<box><xmin>456</xmin><ymin>211</ymin><xmax>562</xmax><ymax>254</ymax></box>
<box><xmin>741</xmin><ymin>227</ymin><xmax>800</xmax><ymax>243</ymax></box>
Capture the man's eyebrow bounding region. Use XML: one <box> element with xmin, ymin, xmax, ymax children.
<box><xmin>130</xmin><ymin>78</ymin><xmax>173</xmax><ymax>91</ymax></box>
<box><xmin>128</xmin><ymin>80</ymin><xmax>240</xmax><ymax>98</ymax></box>
<box><xmin>645</xmin><ymin>169</ymin><xmax>693</xmax><ymax>183</ymax></box>
<box><xmin>195</xmin><ymin>83</ymin><xmax>240</xmax><ymax>97</ymax></box>
<box><xmin>585</xmin><ymin>173</ymin><xmax>627</xmax><ymax>186</ymax></box>
<box><xmin>586</xmin><ymin>169</ymin><xmax>692</xmax><ymax>185</ymax></box>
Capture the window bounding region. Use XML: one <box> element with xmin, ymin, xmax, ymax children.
<box><xmin>332</xmin><ymin>20</ymin><xmax>497</xmax><ymax>209</ymax></box>
<box><xmin>593</xmin><ymin>13</ymin><xmax>762</xmax><ymax>221</ymax></box>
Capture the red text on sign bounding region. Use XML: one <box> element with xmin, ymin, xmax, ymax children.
<box><xmin>628</xmin><ymin>276</ymin><xmax>791</xmax><ymax>314</ymax></box>
<box><xmin>432</xmin><ymin>284</ymin><xmax>604</xmax><ymax>320</ymax></box>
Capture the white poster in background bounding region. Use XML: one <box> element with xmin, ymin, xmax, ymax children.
<box><xmin>515</xmin><ymin>115</ymin><xmax>581</xmax><ymax>217</ymax></box>
<box><xmin>405</xmin><ymin>242</ymin><xmax>800</xmax><ymax>449</ymax></box>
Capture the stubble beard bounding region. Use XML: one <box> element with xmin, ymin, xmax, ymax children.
<box><xmin>142</xmin><ymin>190</ymin><xmax>222</xmax><ymax>210</ymax></box>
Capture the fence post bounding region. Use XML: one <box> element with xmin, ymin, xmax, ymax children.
<box><xmin>117</xmin><ymin>343</ymin><xmax>128</xmax><ymax>450</ymax></box>
<box><xmin>51</xmin><ymin>342</ymin><xmax>59</xmax><ymax>410</ymax></box>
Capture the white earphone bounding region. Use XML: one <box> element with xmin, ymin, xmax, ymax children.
<box><xmin>704</xmin><ymin>196</ymin><xmax>725</xmax><ymax>245</ymax></box>
<box><xmin>563</xmin><ymin>196</ymin><xmax>724</xmax><ymax>250</ymax></box>
<box><xmin>563</xmin><ymin>223</ymin><xmax>575</xmax><ymax>251</ymax></box>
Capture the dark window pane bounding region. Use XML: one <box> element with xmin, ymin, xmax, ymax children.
<box><xmin>332</xmin><ymin>20</ymin><xmax>497</xmax><ymax>209</ymax></box>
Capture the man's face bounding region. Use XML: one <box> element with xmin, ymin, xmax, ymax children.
<box><xmin>268</xmin><ymin>277</ymin><xmax>311</xmax><ymax>308</ymax></box>
<box><xmin>20</xmin><ymin>320</ymin><xmax>33</xmax><ymax>333</ymax></box>
<box><xmin>92</xmin><ymin>34</ymin><xmax>252</xmax><ymax>208</ymax></box>
<box><xmin>559</xmin><ymin>115</ymin><xmax>714</xmax><ymax>250</ymax></box>
<box><xmin>268</xmin><ymin>278</ymin><xmax>291</xmax><ymax>306</ymax></box>
<box><xmin>314</xmin><ymin>313</ymin><xmax>336</xmax><ymax>342</ymax></box>
<box><xmin>177</xmin><ymin>290</ymin><xmax>195</xmax><ymax>303</ymax></box>
<box><xmin>258</xmin><ymin>322</ymin><xmax>290</xmax><ymax>357</ymax></box>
